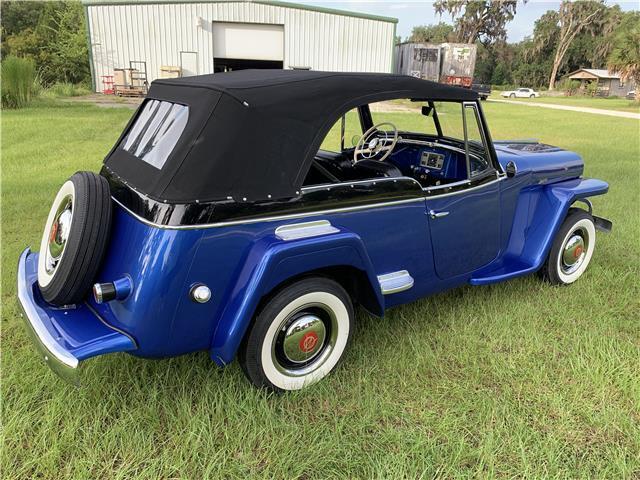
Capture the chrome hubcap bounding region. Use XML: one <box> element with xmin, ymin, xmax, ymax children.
<box><xmin>45</xmin><ymin>195</ymin><xmax>73</xmax><ymax>274</ymax></box>
<box><xmin>282</xmin><ymin>314</ymin><xmax>326</xmax><ymax>363</ymax></box>
<box><xmin>272</xmin><ymin>304</ymin><xmax>338</xmax><ymax>376</ymax></box>
<box><xmin>561</xmin><ymin>229</ymin><xmax>587</xmax><ymax>275</ymax></box>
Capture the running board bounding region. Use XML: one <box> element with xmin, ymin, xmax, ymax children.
<box><xmin>378</xmin><ymin>270</ymin><xmax>414</xmax><ymax>295</ymax></box>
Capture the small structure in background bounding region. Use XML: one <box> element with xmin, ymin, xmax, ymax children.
<box><xmin>100</xmin><ymin>75</ymin><xmax>114</xmax><ymax>95</ymax></box>
<box><xmin>160</xmin><ymin>66</ymin><xmax>182</xmax><ymax>79</ymax></box>
<box><xmin>567</xmin><ymin>69</ymin><xmax>635</xmax><ymax>97</ymax></box>
<box><xmin>394</xmin><ymin>42</ymin><xmax>477</xmax><ymax>87</ymax></box>
<box><xmin>113</xmin><ymin>61</ymin><xmax>149</xmax><ymax>97</ymax></box>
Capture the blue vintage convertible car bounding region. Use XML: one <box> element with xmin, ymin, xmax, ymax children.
<box><xmin>17</xmin><ymin>70</ymin><xmax>611</xmax><ymax>391</ymax></box>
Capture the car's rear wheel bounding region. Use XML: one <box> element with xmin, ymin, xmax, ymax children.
<box><xmin>540</xmin><ymin>209</ymin><xmax>596</xmax><ymax>285</ymax></box>
<box><xmin>37</xmin><ymin>172</ymin><xmax>112</xmax><ymax>305</ymax></box>
<box><xmin>239</xmin><ymin>277</ymin><xmax>353</xmax><ymax>391</ymax></box>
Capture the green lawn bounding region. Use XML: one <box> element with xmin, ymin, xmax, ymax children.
<box><xmin>491</xmin><ymin>93</ymin><xmax>640</xmax><ymax>113</ymax></box>
<box><xmin>2</xmin><ymin>99</ymin><xmax>639</xmax><ymax>479</ymax></box>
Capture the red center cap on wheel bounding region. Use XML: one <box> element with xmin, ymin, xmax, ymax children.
<box><xmin>49</xmin><ymin>222</ymin><xmax>59</xmax><ymax>243</ymax></box>
<box><xmin>300</xmin><ymin>332</ymin><xmax>319</xmax><ymax>353</ymax></box>
<box><xmin>574</xmin><ymin>246</ymin><xmax>583</xmax><ymax>258</ymax></box>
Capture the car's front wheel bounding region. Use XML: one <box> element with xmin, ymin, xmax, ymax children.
<box><xmin>510</xmin><ymin>93</ymin><xmax>516</xmax><ymax>98</ymax></box>
<box><xmin>239</xmin><ymin>277</ymin><xmax>353</xmax><ymax>391</ymax></box>
<box><xmin>540</xmin><ymin>209</ymin><xmax>596</xmax><ymax>285</ymax></box>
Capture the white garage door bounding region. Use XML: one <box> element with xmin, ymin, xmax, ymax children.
<box><xmin>212</xmin><ymin>22</ymin><xmax>284</xmax><ymax>61</ymax></box>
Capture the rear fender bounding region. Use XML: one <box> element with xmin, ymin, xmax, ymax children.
<box><xmin>209</xmin><ymin>228</ymin><xmax>382</xmax><ymax>365</ymax></box>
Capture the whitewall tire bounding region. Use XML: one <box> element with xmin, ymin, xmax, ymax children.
<box><xmin>37</xmin><ymin>171</ymin><xmax>112</xmax><ymax>305</ymax></box>
<box><xmin>239</xmin><ymin>277</ymin><xmax>354</xmax><ymax>391</ymax></box>
<box><xmin>38</xmin><ymin>180</ymin><xmax>76</xmax><ymax>288</ymax></box>
<box><xmin>541</xmin><ymin>209</ymin><xmax>596</xmax><ymax>285</ymax></box>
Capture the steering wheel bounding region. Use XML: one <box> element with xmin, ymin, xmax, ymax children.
<box><xmin>353</xmin><ymin>122</ymin><xmax>399</xmax><ymax>164</ymax></box>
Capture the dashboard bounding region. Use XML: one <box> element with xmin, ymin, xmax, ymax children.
<box><xmin>387</xmin><ymin>139</ymin><xmax>492</xmax><ymax>187</ymax></box>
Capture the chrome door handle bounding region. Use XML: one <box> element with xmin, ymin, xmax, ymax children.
<box><xmin>429</xmin><ymin>210</ymin><xmax>449</xmax><ymax>219</ymax></box>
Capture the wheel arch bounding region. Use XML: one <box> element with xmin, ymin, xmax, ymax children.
<box><xmin>208</xmin><ymin>230</ymin><xmax>383</xmax><ymax>365</ymax></box>
<box><xmin>471</xmin><ymin>177</ymin><xmax>609</xmax><ymax>285</ymax></box>
<box><xmin>252</xmin><ymin>265</ymin><xmax>381</xmax><ymax>321</ymax></box>
<box><xmin>526</xmin><ymin>178</ymin><xmax>608</xmax><ymax>269</ymax></box>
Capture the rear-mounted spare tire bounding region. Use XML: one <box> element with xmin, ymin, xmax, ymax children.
<box><xmin>37</xmin><ymin>171</ymin><xmax>112</xmax><ymax>306</ymax></box>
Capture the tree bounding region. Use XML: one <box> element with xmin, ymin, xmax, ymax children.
<box><xmin>408</xmin><ymin>22</ymin><xmax>454</xmax><ymax>43</ymax></box>
<box><xmin>608</xmin><ymin>14</ymin><xmax>640</xmax><ymax>102</ymax></box>
<box><xmin>433</xmin><ymin>0</ymin><xmax>518</xmax><ymax>44</ymax></box>
<box><xmin>1</xmin><ymin>1</ymin><xmax>90</xmax><ymax>85</ymax></box>
<box><xmin>544</xmin><ymin>1</ymin><xmax>603</xmax><ymax>90</ymax></box>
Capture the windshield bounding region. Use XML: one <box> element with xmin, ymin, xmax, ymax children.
<box><xmin>120</xmin><ymin>100</ymin><xmax>189</xmax><ymax>169</ymax></box>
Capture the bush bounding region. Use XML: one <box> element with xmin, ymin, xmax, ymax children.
<box><xmin>43</xmin><ymin>82</ymin><xmax>91</xmax><ymax>98</ymax></box>
<box><xmin>556</xmin><ymin>78</ymin><xmax>581</xmax><ymax>95</ymax></box>
<box><xmin>1</xmin><ymin>55</ymin><xmax>37</xmax><ymax>108</ymax></box>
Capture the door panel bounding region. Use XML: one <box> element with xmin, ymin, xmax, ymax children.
<box><xmin>426</xmin><ymin>180</ymin><xmax>501</xmax><ymax>279</ymax></box>
<box><xmin>180</xmin><ymin>51</ymin><xmax>198</xmax><ymax>77</ymax></box>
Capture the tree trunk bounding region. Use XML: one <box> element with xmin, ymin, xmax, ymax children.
<box><xmin>548</xmin><ymin>57</ymin><xmax>561</xmax><ymax>90</ymax></box>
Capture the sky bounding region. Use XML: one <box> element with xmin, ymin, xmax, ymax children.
<box><xmin>299</xmin><ymin>0</ymin><xmax>640</xmax><ymax>42</ymax></box>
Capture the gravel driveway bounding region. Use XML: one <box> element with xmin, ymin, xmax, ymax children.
<box><xmin>489</xmin><ymin>98</ymin><xmax>640</xmax><ymax>120</ymax></box>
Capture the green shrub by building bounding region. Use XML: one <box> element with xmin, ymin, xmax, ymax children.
<box><xmin>1</xmin><ymin>56</ymin><xmax>37</xmax><ymax>109</ymax></box>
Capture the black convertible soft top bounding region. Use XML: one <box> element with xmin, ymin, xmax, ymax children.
<box><xmin>105</xmin><ymin>70</ymin><xmax>478</xmax><ymax>203</ymax></box>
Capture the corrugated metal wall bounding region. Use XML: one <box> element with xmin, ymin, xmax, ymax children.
<box><xmin>87</xmin><ymin>2</ymin><xmax>395</xmax><ymax>91</ymax></box>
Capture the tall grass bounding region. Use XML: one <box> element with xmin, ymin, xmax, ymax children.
<box><xmin>43</xmin><ymin>82</ymin><xmax>92</xmax><ymax>98</ymax></box>
<box><xmin>1</xmin><ymin>56</ymin><xmax>37</xmax><ymax>109</ymax></box>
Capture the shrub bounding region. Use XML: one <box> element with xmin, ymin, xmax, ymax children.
<box><xmin>1</xmin><ymin>55</ymin><xmax>37</xmax><ymax>108</ymax></box>
<box><xmin>44</xmin><ymin>82</ymin><xmax>91</xmax><ymax>98</ymax></box>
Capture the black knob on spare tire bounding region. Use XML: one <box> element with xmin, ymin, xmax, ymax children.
<box><xmin>37</xmin><ymin>171</ymin><xmax>112</xmax><ymax>306</ymax></box>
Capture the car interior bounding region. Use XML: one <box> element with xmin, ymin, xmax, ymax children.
<box><xmin>303</xmin><ymin>100</ymin><xmax>494</xmax><ymax>189</ymax></box>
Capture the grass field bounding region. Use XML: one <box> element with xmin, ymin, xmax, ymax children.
<box><xmin>2</xmin><ymin>98</ymin><xmax>639</xmax><ymax>479</ymax></box>
<box><xmin>491</xmin><ymin>93</ymin><xmax>640</xmax><ymax>113</ymax></box>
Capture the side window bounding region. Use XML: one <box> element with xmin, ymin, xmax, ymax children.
<box><xmin>319</xmin><ymin>108</ymin><xmax>361</xmax><ymax>152</ymax></box>
<box><xmin>463</xmin><ymin>104</ymin><xmax>492</xmax><ymax>178</ymax></box>
<box><xmin>434</xmin><ymin>101</ymin><xmax>465</xmax><ymax>139</ymax></box>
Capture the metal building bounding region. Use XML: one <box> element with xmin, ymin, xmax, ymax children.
<box><xmin>83</xmin><ymin>0</ymin><xmax>397</xmax><ymax>92</ymax></box>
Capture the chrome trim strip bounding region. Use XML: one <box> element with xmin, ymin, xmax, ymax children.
<box><xmin>425</xmin><ymin>178</ymin><xmax>472</xmax><ymax>192</ymax></box>
<box><xmin>378</xmin><ymin>270</ymin><xmax>414</xmax><ymax>295</ymax></box>
<box><xmin>275</xmin><ymin>220</ymin><xmax>339</xmax><ymax>241</ymax></box>
<box><xmin>301</xmin><ymin>175</ymin><xmax>423</xmax><ymax>192</ymax></box>
<box><xmin>112</xmin><ymin>196</ymin><xmax>426</xmax><ymax>230</ymax></box>
<box><xmin>17</xmin><ymin>248</ymin><xmax>79</xmax><ymax>383</ymax></box>
<box><xmin>424</xmin><ymin>175</ymin><xmax>505</xmax><ymax>199</ymax></box>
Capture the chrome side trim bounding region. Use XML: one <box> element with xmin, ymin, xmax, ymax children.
<box><xmin>111</xmin><ymin>196</ymin><xmax>426</xmax><ymax>231</ymax></box>
<box><xmin>424</xmin><ymin>175</ymin><xmax>505</xmax><ymax>199</ymax></box>
<box><xmin>17</xmin><ymin>248</ymin><xmax>79</xmax><ymax>383</ymax></box>
<box><xmin>378</xmin><ymin>270</ymin><xmax>414</xmax><ymax>295</ymax></box>
<box><xmin>301</xmin><ymin>175</ymin><xmax>423</xmax><ymax>192</ymax></box>
<box><xmin>275</xmin><ymin>220</ymin><xmax>339</xmax><ymax>241</ymax></box>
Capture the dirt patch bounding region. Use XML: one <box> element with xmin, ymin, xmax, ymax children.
<box><xmin>368</xmin><ymin>100</ymin><xmax>415</xmax><ymax>113</ymax></box>
<box><xmin>63</xmin><ymin>94</ymin><xmax>142</xmax><ymax>109</ymax></box>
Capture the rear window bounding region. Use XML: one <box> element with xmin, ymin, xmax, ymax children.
<box><xmin>120</xmin><ymin>100</ymin><xmax>189</xmax><ymax>169</ymax></box>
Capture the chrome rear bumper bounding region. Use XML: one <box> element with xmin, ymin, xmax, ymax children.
<box><xmin>16</xmin><ymin>248</ymin><xmax>136</xmax><ymax>384</ymax></box>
